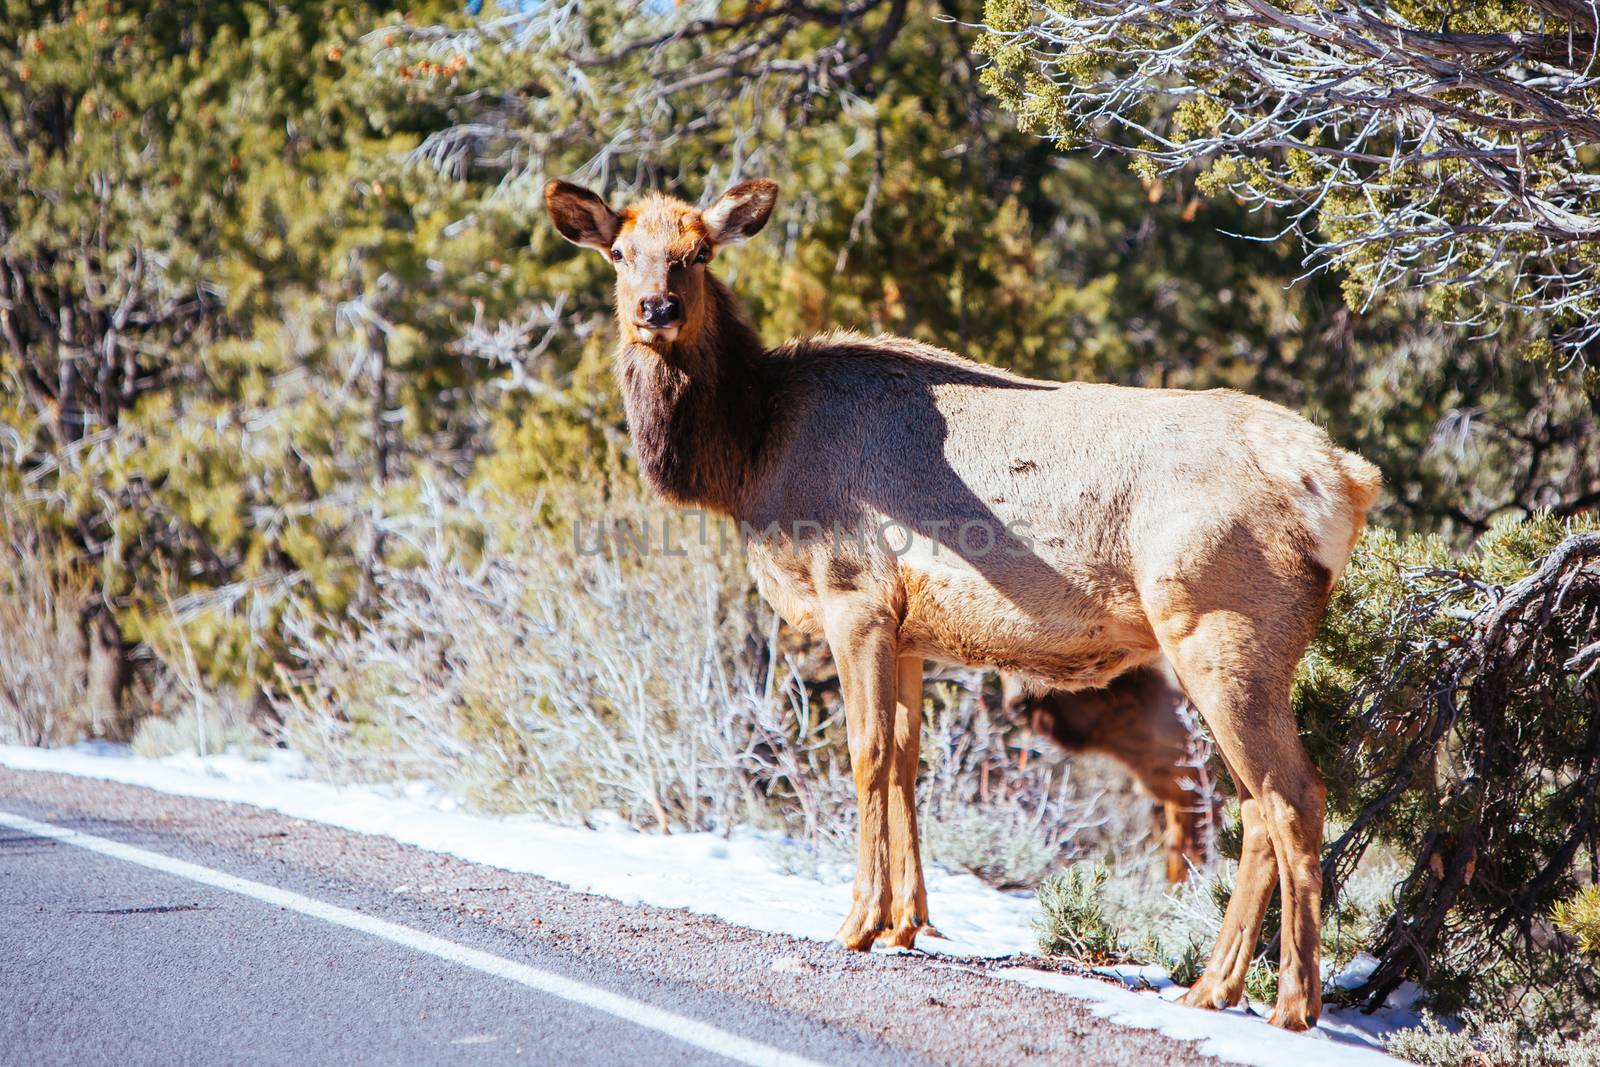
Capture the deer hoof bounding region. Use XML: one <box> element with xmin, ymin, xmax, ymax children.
<box><xmin>1267</xmin><ymin>1002</ymin><xmax>1317</xmax><ymax>1032</ymax></box>
<box><xmin>877</xmin><ymin>920</ymin><xmax>923</xmax><ymax>950</ymax></box>
<box><xmin>834</xmin><ymin>902</ymin><xmax>889</xmax><ymax>951</ymax></box>
<box><xmin>1178</xmin><ymin>976</ymin><xmax>1237</xmax><ymax>1011</ymax></box>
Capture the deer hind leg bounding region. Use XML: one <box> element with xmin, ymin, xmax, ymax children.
<box><xmin>881</xmin><ymin>654</ymin><xmax>937</xmax><ymax>947</ymax></box>
<box><xmin>823</xmin><ymin>601</ymin><xmax>900</xmax><ymax>950</ymax></box>
<box><xmin>1157</xmin><ymin>610</ymin><xmax>1326</xmax><ymax>1031</ymax></box>
<box><xmin>1180</xmin><ymin>779</ymin><xmax>1277</xmax><ymax>1008</ymax></box>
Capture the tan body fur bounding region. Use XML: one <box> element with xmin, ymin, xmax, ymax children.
<box><xmin>545</xmin><ymin>179</ymin><xmax>1381</xmax><ymax>1031</ymax></box>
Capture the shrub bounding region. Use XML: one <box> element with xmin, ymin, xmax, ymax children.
<box><xmin>1551</xmin><ymin>886</ymin><xmax>1600</xmax><ymax>958</ymax></box>
<box><xmin>1387</xmin><ymin>1011</ymin><xmax>1600</xmax><ymax>1067</ymax></box>
<box><xmin>925</xmin><ymin>808</ymin><xmax>1068</xmax><ymax>891</ymax></box>
<box><xmin>1385</xmin><ymin>1013</ymin><xmax>1482</xmax><ymax>1067</ymax></box>
<box><xmin>1036</xmin><ymin>862</ymin><xmax>1125</xmax><ymax>963</ymax></box>
<box><xmin>273</xmin><ymin>481</ymin><xmax>805</xmax><ymax>830</ymax></box>
<box><xmin>1164</xmin><ymin>939</ymin><xmax>1205</xmax><ymax>987</ymax></box>
<box><xmin>1303</xmin><ymin>516</ymin><xmax>1600</xmax><ymax>1023</ymax></box>
<box><xmin>129</xmin><ymin>706</ymin><xmax>245</xmax><ymax>760</ymax></box>
<box><xmin>127</xmin><ymin>664</ymin><xmax>257</xmax><ymax>761</ymax></box>
<box><xmin>920</xmin><ymin>685</ymin><xmax>1109</xmax><ymax>889</ymax></box>
<box><xmin>1243</xmin><ymin>957</ymin><xmax>1278</xmax><ymax>1008</ymax></box>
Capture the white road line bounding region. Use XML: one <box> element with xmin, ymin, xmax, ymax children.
<box><xmin>0</xmin><ymin>808</ymin><xmax>831</xmax><ymax>1067</ymax></box>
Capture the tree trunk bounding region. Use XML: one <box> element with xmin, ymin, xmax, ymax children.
<box><xmin>368</xmin><ymin>313</ymin><xmax>390</xmax><ymax>567</ymax></box>
<box><xmin>85</xmin><ymin>606</ymin><xmax>130</xmax><ymax>740</ymax></box>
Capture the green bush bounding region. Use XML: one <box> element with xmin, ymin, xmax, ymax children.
<box><xmin>1036</xmin><ymin>863</ymin><xmax>1125</xmax><ymax>963</ymax></box>
<box><xmin>1552</xmin><ymin>886</ymin><xmax>1600</xmax><ymax>958</ymax></box>
<box><xmin>1303</xmin><ymin>516</ymin><xmax>1600</xmax><ymax>1024</ymax></box>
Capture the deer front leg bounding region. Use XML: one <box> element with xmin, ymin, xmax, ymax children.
<box><xmin>824</xmin><ymin>603</ymin><xmax>899</xmax><ymax>951</ymax></box>
<box><xmin>881</xmin><ymin>654</ymin><xmax>936</xmax><ymax>948</ymax></box>
<box><xmin>1162</xmin><ymin>800</ymin><xmax>1197</xmax><ymax>885</ymax></box>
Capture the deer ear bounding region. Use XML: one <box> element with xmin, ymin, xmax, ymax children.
<box><xmin>702</xmin><ymin>179</ymin><xmax>779</xmax><ymax>246</ymax></box>
<box><xmin>544</xmin><ymin>180</ymin><xmax>620</xmax><ymax>251</ymax></box>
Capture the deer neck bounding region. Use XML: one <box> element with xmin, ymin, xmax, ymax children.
<box><xmin>614</xmin><ymin>276</ymin><xmax>770</xmax><ymax>514</ymax></box>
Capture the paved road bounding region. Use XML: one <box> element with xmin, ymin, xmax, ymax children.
<box><xmin>0</xmin><ymin>799</ymin><xmax>875</xmax><ymax>1067</ymax></box>
<box><xmin>6</xmin><ymin>816</ymin><xmax>734</xmax><ymax>1067</ymax></box>
<box><xmin>0</xmin><ymin>768</ymin><xmax>1223</xmax><ymax>1067</ymax></box>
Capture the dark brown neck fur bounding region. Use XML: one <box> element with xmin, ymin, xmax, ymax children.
<box><xmin>615</xmin><ymin>277</ymin><xmax>772</xmax><ymax>513</ymax></box>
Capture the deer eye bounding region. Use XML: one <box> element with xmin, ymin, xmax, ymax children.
<box><xmin>609</xmin><ymin>247</ymin><xmax>625</xmax><ymax>263</ymax></box>
<box><xmin>693</xmin><ymin>246</ymin><xmax>710</xmax><ymax>264</ymax></box>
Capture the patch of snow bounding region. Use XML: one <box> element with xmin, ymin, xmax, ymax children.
<box><xmin>0</xmin><ymin>743</ymin><xmax>1411</xmax><ymax>1064</ymax></box>
<box><xmin>1005</xmin><ymin>969</ymin><xmax>1404</xmax><ymax>1067</ymax></box>
<box><xmin>1082</xmin><ymin>961</ymin><xmax>1423</xmax><ymax>1062</ymax></box>
<box><xmin>1332</xmin><ymin>952</ymin><xmax>1383</xmax><ymax>991</ymax></box>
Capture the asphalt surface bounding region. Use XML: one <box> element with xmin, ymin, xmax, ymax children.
<box><xmin>0</xmin><ymin>767</ymin><xmax>1225</xmax><ymax>1067</ymax></box>
<box><xmin>5</xmin><ymin>819</ymin><xmax>724</xmax><ymax>1067</ymax></box>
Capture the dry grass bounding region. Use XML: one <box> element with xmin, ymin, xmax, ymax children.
<box><xmin>0</xmin><ymin>530</ymin><xmax>92</xmax><ymax>746</ymax></box>
<box><xmin>920</xmin><ymin>690</ymin><xmax>1121</xmax><ymax>888</ymax></box>
<box><xmin>269</xmin><ymin>481</ymin><xmax>1123</xmax><ymax>885</ymax></box>
<box><xmin>273</xmin><ymin>482</ymin><xmax>801</xmax><ymax>830</ymax></box>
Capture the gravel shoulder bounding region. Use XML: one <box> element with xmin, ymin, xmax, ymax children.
<box><xmin>1</xmin><ymin>765</ymin><xmax>1223</xmax><ymax>1067</ymax></box>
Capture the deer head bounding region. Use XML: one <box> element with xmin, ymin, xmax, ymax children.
<box><xmin>544</xmin><ymin>178</ymin><xmax>780</xmax><ymax>349</ymax></box>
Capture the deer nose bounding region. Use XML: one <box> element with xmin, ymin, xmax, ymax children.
<box><xmin>639</xmin><ymin>295</ymin><xmax>682</xmax><ymax>327</ymax></box>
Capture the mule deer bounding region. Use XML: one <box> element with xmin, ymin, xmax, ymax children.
<box><xmin>545</xmin><ymin>177</ymin><xmax>1380</xmax><ymax>1030</ymax></box>
<box><xmin>1000</xmin><ymin>665</ymin><xmax>1213</xmax><ymax>884</ymax></box>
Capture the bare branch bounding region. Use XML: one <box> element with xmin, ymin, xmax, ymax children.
<box><xmin>981</xmin><ymin>0</ymin><xmax>1600</xmax><ymax>374</ymax></box>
